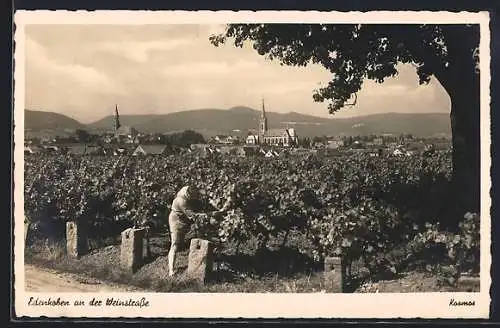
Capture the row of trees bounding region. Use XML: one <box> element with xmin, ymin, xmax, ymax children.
<box><xmin>31</xmin><ymin>129</ymin><xmax>206</xmax><ymax>148</ymax></box>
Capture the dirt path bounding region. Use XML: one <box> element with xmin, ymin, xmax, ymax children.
<box><xmin>24</xmin><ymin>264</ymin><xmax>140</xmax><ymax>292</ymax></box>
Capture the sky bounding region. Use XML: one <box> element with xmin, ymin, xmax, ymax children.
<box><xmin>25</xmin><ymin>24</ymin><xmax>451</xmax><ymax>124</ymax></box>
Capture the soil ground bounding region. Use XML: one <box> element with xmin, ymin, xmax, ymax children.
<box><xmin>25</xmin><ymin>264</ymin><xmax>141</xmax><ymax>292</ymax></box>
<box><xmin>24</xmin><ymin>263</ymin><xmax>472</xmax><ymax>293</ymax></box>
<box><xmin>25</xmin><ymin>235</ymin><xmax>479</xmax><ymax>293</ymax></box>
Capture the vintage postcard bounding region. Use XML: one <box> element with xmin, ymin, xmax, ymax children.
<box><xmin>13</xmin><ymin>10</ymin><xmax>492</xmax><ymax>319</ymax></box>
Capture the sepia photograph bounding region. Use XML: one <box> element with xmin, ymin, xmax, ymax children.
<box><xmin>13</xmin><ymin>10</ymin><xmax>491</xmax><ymax>319</ymax></box>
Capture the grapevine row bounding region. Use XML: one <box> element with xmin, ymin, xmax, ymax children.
<box><xmin>25</xmin><ymin>150</ymin><xmax>471</xmax><ymax>275</ymax></box>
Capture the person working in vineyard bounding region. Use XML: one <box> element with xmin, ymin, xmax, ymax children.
<box><xmin>168</xmin><ymin>185</ymin><xmax>226</xmax><ymax>277</ymax></box>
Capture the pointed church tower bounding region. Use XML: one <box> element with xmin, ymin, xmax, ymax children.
<box><xmin>259</xmin><ymin>98</ymin><xmax>268</xmax><ymax>139</ymax></box>
<box><xmin>114</xmin><ymin>104</ymin><xmax>121</xmax><ymax>132</ymax></box>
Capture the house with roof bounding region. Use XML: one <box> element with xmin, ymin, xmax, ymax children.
<box><xmin>392</xmin><ymin>148</ymin><xmax>410</xmax><ymax>156</ymax></box>
<box><xmin>264</xmin><ymin>150</ymin><xmax>280</xmax><ymax>158</ymax></box>
<box><xmin>327</xmin><ymin>140</ymin><xmax>344</xmax><ymax>149</ymax></box>
<box><xmin>43</xmin><ymin>145</ymin><xmax>61</xmax><ymax>153</ymax></box>
<box><xmin>113</xmin><ymin>147</ymin><xmax>129</xmax><ymax>156</ymax></box>
<box><xmin>132</xmin><ymin>144</ymin><xmax>171</xmax><ymax>156</ymax></box>
<box><xmin>114</xmin><ymin>125</ymin><xmax>138</xmax><ymax>138</ymax></box>
<box><xmin>24</xmin><ymin>145</ymin><xmax>41</xmax><ymax>155</ymax></box>
<box><xmin>246</xmin><ymin>134</ymin><xmax>259</xmax><ymax>145</ymax></box>
<box><xmin>312</xmin><ymin>141</ymin><xmax>326</xmax><ymax>149</ymax></box>
<box><xmin>213</xmin><ymin>135</ymin><xmax>237</xmax><ymax>145</ymax></box>
<box><xmin>99</xmin><ymin>146</ymin><xmax>128</xmax><ymax>156</ymax></box>
<box><xmin>258</xmin><ymin>148</ymin><xmax>268</xmax><ymax>156</ymax></box>
<box><xmin>189</xmin><ymin>143</ymin><xmax>212</xmax><ymax>155</ymax></box>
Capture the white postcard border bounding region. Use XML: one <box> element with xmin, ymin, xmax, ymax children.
<box><xmin>13</xmin><ymin>10</ymin><xmax>492</xmax><ymax>319</ymax></box>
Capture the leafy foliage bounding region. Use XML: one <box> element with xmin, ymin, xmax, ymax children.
<box><xmin>165</xmin><ymin>130</ymin><xmax>206</xmax><ymax>147</ymax></box>
<box><xmin>406</xmin><ymin>212</ymin><xmax>480</xmax><ymax>276</ymax></box>
<box><xmin>24</xmin><ymin>148</ymin><xmax>478</xmax><ymax>276</ymax></box>
<box><xmin>210</xmin><ymin>23</ymin><xmax>482</xmax><ymax>215</ymax></box>
<box><xmin>209</xmin><ymin>24</ymin><xmax>479</xmax><ymax>113</ymax></box>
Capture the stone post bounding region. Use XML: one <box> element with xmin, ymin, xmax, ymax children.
<box><xmin>187</xmin><ymin>238</ymin><xmax>214</xmax><ymax>284</ymax></box>
<box><xmin>66</xmin><ymin>221</ymin><xmax>88</xmax><ymax>259</ymax></box>
<box><xmin>324</xmin><ymin>256</ymin><xmax>345</xmax><ymax>293</ymax></box>
<box><xmin>120</xmin><ymin>227</ymin><xmax>147</xmax><ymax>273</ymax></box>
<box><xmin>24</xmin><ymin>222</ymin><xmax>30</xmax><ymax>245</ymax></box>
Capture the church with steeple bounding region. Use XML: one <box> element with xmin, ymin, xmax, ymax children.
<box><xmin>246</xmin><ymin>98</ymin><xmax>298</xmax><ymax>147</ymax></box>
<box><xmin>259</xmin><ymin>98</ymin><xmax>268</xmax><ymax>138</ymax></box>
<box><xmin>113</xmin><ymin>104</ymin><xmax>138</xmax><ymax>139</ymax></box>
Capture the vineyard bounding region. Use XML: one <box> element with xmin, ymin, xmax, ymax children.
<box><xmin>24</xmin><ymin>149</ymin><xmax>480</xmax><ymax>291</ymax></box>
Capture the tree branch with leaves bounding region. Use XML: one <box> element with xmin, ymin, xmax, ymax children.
<box><xmin>210</xmin><ymin>23</ymin><xmax>481</xmax><ymax>216</ymax></box>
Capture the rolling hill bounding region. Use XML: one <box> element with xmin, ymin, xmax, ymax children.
<box><xmin>24</xmin><ymin>110</ymin><xmax>86</xmax><ymax>138</ymax></box>
<box><xmin>25</xmin><ymin>110</ymin><xmax>85</xmax><ymax>131</ymax></box>
<box><xmin>88</xmin><ymin>106</ymin><xmax>451</xmax><ymax>137</ymax></box>
<box><xmin>24</xmin><ymin>107</ymin><xmax>452</xmax><ymax>138</ymax></box>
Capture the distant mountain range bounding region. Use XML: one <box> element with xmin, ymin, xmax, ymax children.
<box><xmin>24</xmin><ymin>107</ymin><xmax>452</xmax><ymax>138</ymax></box>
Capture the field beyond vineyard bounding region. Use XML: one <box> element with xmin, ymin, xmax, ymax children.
<box><xmin>24</xmin><ymin>150</ymin><xmax>480</xmax><ymax>292</ymax></box>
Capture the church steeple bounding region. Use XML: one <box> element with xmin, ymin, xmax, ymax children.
<box><xmin>114</xmin><ymin>104</ymin><xmax>121</xmax><ymax>132</ymax></box>
<box><xmin>259</xmin><ymin>98</ymin><xmax>268</xmax><ymax>136</ymax></box>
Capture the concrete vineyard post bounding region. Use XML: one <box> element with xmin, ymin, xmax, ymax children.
<box><xmin>324</xmin><ymin>256</ymin><xmax>345</xmax><ymax>293</ymax></box>
<box><xmin>120</xmin><ymin>228</ymin><xmax>147</xmax><ymax>273</ymax></box>
<box><xmin>66</xmin><ymin>221</ymin><xmax>88</xmax><ymax>259</ymax></box>
<box><xmin>24</xmin><ymin>222</ymin><xmax>30</xmax><ymax>245</ymax></box>
<box><xmin>24</xmin><ymin>215</ymin><xmax>31</xmax><ymax>246</ymax></box>
<box><xmin>187</xmin><ymin>238</ymin><xmax>214</xmax><ymax>284</ymax></box>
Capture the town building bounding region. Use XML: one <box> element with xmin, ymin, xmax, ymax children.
<box><xmin>246</xmin><ymin>99</ymin><xmax>298</xmax><ymax>147</ymax></box>
<box><xmin>113</xmin><ymin>105</ymin><xmax>139</xmax><ymax>142</ymax></box>
<box><xmin>132</xmin><ymin>145</ymin><xmax>172</xmax><ymax>156</ymax></box>
<box><xmin>246</xmin><ymin>134</ymin><xmax>259</xmax><ymax>145</ymax></box>
<box><xmin>327</xmin><ymin>140</ymin><xmax>345</xmax><ymax>149</ymax></box>
<box><xmin>24</xmin><ymin>145</ymin><xmax>41</xmax><ymax>155</ymax></box>
<box><xmin>212</xmin><ymin>135</ymin><xmax>239</xmax><ymax>145</ymax></box>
